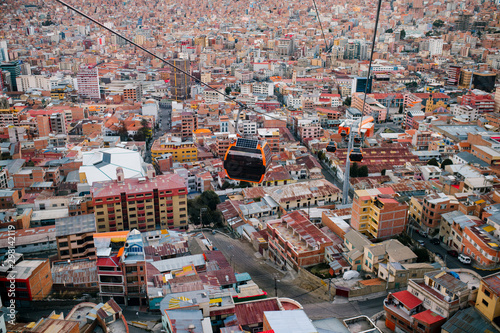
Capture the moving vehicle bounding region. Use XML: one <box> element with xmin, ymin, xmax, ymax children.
<box><xmin>447</xmin><ymin>250</ymin><xmax>458</xmax><ymax>257</ymax></box>
<box><xmin>430</xmin><ymin>238</ymin><xmax>440</xmax><ymax>245</ymax></box>
<box><xmin>417</xmin><ymin>240</ymin><xmax>425</xmax><ymax>246</ymax></box>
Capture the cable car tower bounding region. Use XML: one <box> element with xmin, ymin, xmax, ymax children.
<box><xmin>340</xmin><ymin>116</ymin><xmax>374</xmax><ymax>205</ymax></box>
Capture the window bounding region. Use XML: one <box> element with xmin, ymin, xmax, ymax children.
<box><xmin>482</xmin><ymin>299</ymin><xmax>489</xmax><ymax>307</ymax></box>
<box><xmin>484</xmin><ymin>289</ymin><xmax>491</xmax><ymax>298</ymax></box>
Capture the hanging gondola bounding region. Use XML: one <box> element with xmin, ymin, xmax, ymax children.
<box><xmin>223</xmin><ymin>137</ymin><xmax>272</xmax><ymax>183</ymax></box>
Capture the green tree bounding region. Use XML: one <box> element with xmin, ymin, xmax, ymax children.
<box><xmin>427</xmin><ymin>158</ymin><xmax>439</xmax><ymax>167</ymax></box>
<box><xmin>440</xmin><ymin>158</ymin><xmax>453</xmax><ymax>170</ymax></box>
<box><xmin>398</xmin><ymin>104</ymin><xmax>404</xmax><ymax>114</ymax></box>
<box><xmin>400</xmin><ymin>29</ymin><xmax>406</xmax><ymax>40</ymax></box>
<box><xmin>433</xmin><ymin>19</ymin><xmax>444</xmax><ymax>28</ymax></box>
<box><xmin>350</xmin><ymin>162</ymin><xmax>359</xmax><ymax>177</ymax></box>
<box><xmin>225</xmin><ymin>86</ymin><xmax>232</xmax><ymax>95</ymax></box>
<box><xmin>343</xmin><ymin>96</ymin><xmax>351</xmax><ymax>106</ymax></box>
<box><xmin>385</xmin><ymin>28</ymin><xmax>393</xmax><ymax>33</ymax></box>
<box><xmin>413</xmin><ymin>248</ymin><xmax>430</xmax><ymax>263</ymax></box>
<box><xmin>381</xmin><ymin>169</ymin><xmax>386</xmax><ymax>176</ymax></box>
<box><xmin>358</xmin><ymin>165</ymin><xmax>369</xmax><ymax>177</ymax></box>
<box><xmin>197</xmin><ymin>190</ymin><xmax>220</xmax><ymax>211</ymax></box>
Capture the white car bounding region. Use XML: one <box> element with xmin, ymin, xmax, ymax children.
<box><xmin>458</xmin><ymin>254</ymin><xmax>471</xmax><ymax>264</ymax></box>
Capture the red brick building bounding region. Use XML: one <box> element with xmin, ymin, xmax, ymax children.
<box><xmin>267</xmin><ymin>210</ymin><xmax>333</xmax><ymax>270</ymax></box>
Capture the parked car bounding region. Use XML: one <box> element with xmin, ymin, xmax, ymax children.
<box><xmin>430</xmin><ymin>238</ymin><xmax>440</xmax><ymax>245</ymax></box>
<box><xmin>418</xmin><ymin>240</ymin><xmax>425</xmax><ymax>246</ymax></box>
<box><xmin>447</xmin><ymin>250</ymin><xmax>459</xmax><ymax>257</ymax></box>
<box><xmin>418</xmin><ymin>230</ymin><xmax>428</xmax><ymax>238</ymax></box>
<box><xmin>458</xmin><ymin>254</ymin><xmax>471</xmax><ymax>264</ymax></box>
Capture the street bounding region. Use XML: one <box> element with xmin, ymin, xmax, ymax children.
<box><xmin>409</xmin><ymin>229</ymin><xmax>500</xmax><ymax>277</ymax></box>
<box><xmin>205</xmin><ymin>232</ymin><xmax>386</xmax><ymax>319</ymax></box>
<box><xmin>145</xmin><ymin>105</ymin><xmax>171</xmax><ymax>164</ymax></box>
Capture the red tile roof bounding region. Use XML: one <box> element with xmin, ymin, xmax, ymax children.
<box><xmin>392</xmin><ymin>290</ymin><xmax>423</xmax><ymax>309</ymax></box>
<box><xmin>412</xmin><ymin>309</ymin><xmax>445</xmax><ymax>325</ymax></box>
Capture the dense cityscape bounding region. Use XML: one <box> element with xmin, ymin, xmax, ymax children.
<box><xmin>0</xmin><ymin>0</ymin><xmax>500</xmax><ymax>332</ymax></box>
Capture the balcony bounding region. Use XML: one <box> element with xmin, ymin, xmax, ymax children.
<box><xmin>383</xmin><ymin>299</ymin><xmax>414</xmax><ymax>323</ymax></box>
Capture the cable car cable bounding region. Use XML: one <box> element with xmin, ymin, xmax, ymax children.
<box><xmin>311</xmin><ymin>0</ymin><xmax>328</xmax><ymax>53</ymax></box>
<box><xmin>53</xmin><ymin>0</ymin><xmax>287</xmax><ymax>123</ymax></box>
<box><xmin>359</xmin><ymin>0</ymin><xmax>383</xmax><ymax>125</ymax></box>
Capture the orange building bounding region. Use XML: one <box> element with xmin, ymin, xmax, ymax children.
<box><xmin>352</xmin><ymin>188</ymin><xmax>408</xmax><ymax>239</ymax></box>
<box><xmin>36</xmin><ymin>115</ymin><xmax>50</xmax><ymax>137</ymax></box>
<box><xmin>462</xmin><ymin>224</ymin><xmax>500</xmax><ymax>268</ymax></box>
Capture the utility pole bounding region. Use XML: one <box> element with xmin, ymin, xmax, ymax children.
<box><xmin>274</xmin><ymin>274</ymin><xmax>280</xmax><ymax>297</ymax></box>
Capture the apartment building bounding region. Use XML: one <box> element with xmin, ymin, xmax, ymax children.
<box><xmin>0</xmin><ymin>254</ymin><xmax>53</xmax><ymax>302</ymax></box>
<box><xmin>257</xmin><ymin>128</ymin><xmax>281</xmax><ymax>153</ymax></box>
<box><xmin>151</xmin><ymin>134</ymin><xmax>198</xmax><ymax>163</ymax></box>
<box><xmin>55</xmin><ymin>214</ymin><xmax>96</xmax><ymax>260</ymax></box>
<box><xmin>351</xmin><ymin>188</ymin><xmax>408</xmax><ymax>240</ymax></box>
<box><xmin>298</xmin><ymin>123</ymin><xmax>323</xmax><ymax>140</ymax></box>
<box><xmin>91</xmin><ymin>168</ymin><xmax>188</xmax><ymax>232</ymax></box>
<box><xmin>267</xmin><ymin>210</ymin><xmax>333</xmax><ymax>270</ymax></box>
<box><xmin>475</xmin><ymin>272</ymin><xmax>500</xmax><ymax>322</ymax></box>
<box><xmin>384</xmin><ymin>290</ymin><xmax>446</xmax><ymax>333</ymax></box>
<box><xmin>181</xmin><ymin>111</ymin><xmax>198</xmax><ymax>139</ymax></box>
<box><xmin>77</xmin><ymin>64</ymin><xmax>100</xmax><ymax>99</ymax></box>
<box><xmin>451</xmin><ymin>104</ymin><xmax>479</xmax><ymax>122</ymax></box>
<box><xmin>439</xmin><ymin>211</ymin><xmax>483</xmax><ymax>251</ymax></box>
<box><xmin>462</xmin><ymin>224</ymin><xmax>500</xmax><ymax>268</ymax></box>
<box><xmin>470</xmin><ymin>145</ymin><xmax>500</xmax><ymax>166</ymax></box>
<box><xmin>419</xmin><ymin>192</ymin><xmax>458</xmax><ymax>231</ymax></box>
<box><xmin>97</xmin><ymin>230</ymin><xmax>148</xmax><ymax>306</ymax></box>
<box><xmin>407</xmin><ymin>271</ymin><xmax>471</xmax><ymax>319</ymax></box>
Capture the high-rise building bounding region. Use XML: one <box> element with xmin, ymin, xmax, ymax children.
<box><xmin>428</xmin><ymin>38</ymin><xmax>444</xmax><ymax>56</ymax></box>
<box><xmin>0</xmin><ymin>61</ymin><xmax>20</xmax><ymax>91</ymax></box>
<box><xmin>171</xmin><ymin>58</ymin><xmax>191</xmax><ymax>100</ymax></box>
<box><xmin>36</xmin><ymin>115</ymin><xmax>51</xmax><ymax>137</ymax></box>
<box><xmin>0</xmin><ymin>40</ymin><xmax>8</xmax><ymax>62</ymax></box>
<box><xmin>181</xmin><ymin>111</ymin><xmax>198</xmax><ymax>139</ymax></box>
<box><xmin>91</xmin><ymin>169</ymin><xmax>188</xmax><ymax>232</ymax></box>
<box><xmin>446</xmin><ymin>65</ymin><xmax>461</xmax><ymax>86</ymax></box>
<box><xmin>77</xmin><ymin>64</ymin><xmax>100</xmax><ymax>99</ymax></box>
<box><xmin>49</xmin><ymin>112</ymin><xmax>67</xmax><ymax>134</ymax></box>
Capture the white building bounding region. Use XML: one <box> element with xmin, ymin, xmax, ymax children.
<box><xmin>142</xmin><ymin>99</ymin><xmax>159</xmax><ymax>123</ymax></box>
<box><xmin>429</xmin><ymin>38</ymin><xmax>444</xmax><ymax>56</ymax></box>
<box><xmin>252</xmin><ymin>82</ymin><xmax>274</xmax><ymax>96</ymax></box>
<box><xmin>0</xmin><ymin>40</ymin><xmax>8</xmax><ymax>62</ymax></box>
<box><xmin>241</xmin><ymin>120</ymin><xmax>257</xmax><ymax>135</ymax></box>
<box><xmin>451</xmin><ymin>104</ymin><xmax>479</xmax><ymax>122</ymax></box>
<box><xmin>15</xmin><ymin>75</ymin><xmax>52</xmax><ymax>91</ymax></box>
<box><xmin>203</xmin><ymin>88</ymin><xmax>225</xmax><ymax>104</ymax></box>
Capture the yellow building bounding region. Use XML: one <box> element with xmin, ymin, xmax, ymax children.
<box><xmin>475</xmin><ymin>272</ymin><xmax>500</xmax><ymax>322</ymax></box>
<box><xmin>151</xmin><ymin>134</ymin><xmax>198</xmax><ymax>163</ymax></box>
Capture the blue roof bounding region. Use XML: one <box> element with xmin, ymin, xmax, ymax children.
<box><xmin>455</xmin><ymin>152</ymin><xmax>489</xmax><ymax>167</ymax></box>
<box><xmin>235</xmin><ymin>272</ymin><xmax>251</xmax><ymax>282</ymax></box>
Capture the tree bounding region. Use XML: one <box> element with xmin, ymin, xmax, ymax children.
<box><xmin>433</xmin><ymin>19</ymin><xmax>444</xmax><ymax>28</ymax></box>
<box><xmin>381</xmin><ymin>169</ymin><xmax>386</xmax><ymax>176</ymax></box>
<box><xmin>343</xmin><ymin>96</ymin><xmax>351</xmax><ymax>106</ymax></box>
<box><xmin>350</xmin><ymin>162</ymin><xmax>359</xmax><ymax>177</ymax></box>
<box><xmin>398</xmin><ymin>104</ymin><xmax>404</xmax><ymax>114</ymax></box>
<box><xmin>358</xmin><ymin>165</ymin><xmax>369</xmax><ymax>177</ymax></box>
<box><xmin>427</xmin><ymin>158</ymin><xmax>439</xmax><ymax>167</ymax></box>
<box><xmin>440</xmin><ymin>158</ymin><xmax>453</xmax><ymax>170</ymax></box>
<box><xmin>225</xmin><ymin>86</ymin><xmax>232</xmax><ymax>95</ymax></box>
<box><xmin>413</xmin><ymin>248</ymin><xmax>430</xmax><ymax>263</ymax></box>
<box><xmin>385</xmin><ymin>28</ymin><xmax>393</xmax><ymax>33</ymax></box>
<box><xmin>197</xmin><ymin>190</ymin><xmax>220</xmax><ymax>211</ymax></box>
<box><xmin>400</xmin><ymin>29</ymin><xmax>406</xmax><ymax>40</ymax></box>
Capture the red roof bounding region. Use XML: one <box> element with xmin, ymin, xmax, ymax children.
<box><xmin>412</xmin><ymin>309</ymin><xmax>445</xmax><ymax>325</ymax></box>
<box><xmin>392</xmin><ymin>290</ymin><xmax>423</xmax><ymax>309</ymax></box>
<box><xmin>97</xmin><ymin>256</ymin><xmax>120</xmax><ymax>267</ymax></box>
<box><xmin>234</xmin><ymin>299</ymin><xmax>280</xmax><ymax>326</ymax></box>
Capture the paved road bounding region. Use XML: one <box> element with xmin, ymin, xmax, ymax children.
<box><xmin>206</xmin><ymin>232</ymin><xmax>386</xmax><ymax>319</ymax></box>
<box><xmin>409</xmin><ymin>229</ymin><xmax>500</xmax><ymax>277</ymax></box>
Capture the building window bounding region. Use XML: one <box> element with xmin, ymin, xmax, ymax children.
<box><xmin>482</xmin><ymin>299</ymin><xmax>489</xmax><ymax>307</ymax></box>
<box><xmin>484</xmin><ymin>289</ymin><xmax>491</xmax><ymax>298</ymax></box>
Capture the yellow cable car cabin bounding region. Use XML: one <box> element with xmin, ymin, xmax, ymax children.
<box><xmin>223</xmin><ymin>138</ymin><xmax>272</xmax><ymax>183</ymax></box>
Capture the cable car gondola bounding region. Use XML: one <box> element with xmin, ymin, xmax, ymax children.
<box><xmin>349</xmin><ymin>147</ymin><xmax>363</xmax><ymax>162</ymax></box>
<box><xmin>354</xmin><ymin>136</ymin><xmax>361</xmax><ymax>144</ymax></box>
<box><xmin>224</xmin><ymin>137</ymin><xmax>272</xmax><ymax>183</ymax></box>
<box><xmin>326</xmin><ymin>141</ymin><xmax>337</xmax><ymax>153</ymax></box>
